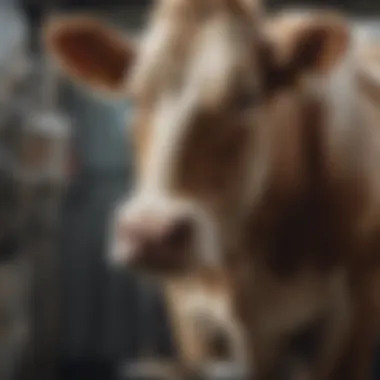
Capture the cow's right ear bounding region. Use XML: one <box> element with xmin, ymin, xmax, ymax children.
<box><xmin>43</xmin><ymin>15</ymin><xmax>136</xmax><ymax>96</ymax></box>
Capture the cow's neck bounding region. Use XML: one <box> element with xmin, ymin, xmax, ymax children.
<box><xmin>243</xmin><ymin>53</ymin><xmax>375</xmax><ymax>277</ymax></box>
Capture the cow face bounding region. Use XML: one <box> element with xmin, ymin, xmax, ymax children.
<box><xmin>44</xmin><ymin>1</ymin><xmax>350</xmax><ymax>279</ymax></box>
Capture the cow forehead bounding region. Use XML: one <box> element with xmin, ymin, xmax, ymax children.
<box><xmin>127</xmin><ymin>2</ymin><xmax>264</xmax><ymax>195</ymax></box>
<box><xmin>129</xmin><ymin>5</ymin><xmax>257</xmax><ymax>104</ymax></box>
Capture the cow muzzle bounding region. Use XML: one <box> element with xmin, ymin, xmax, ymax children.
<box><xmin>109</xmin><ymin>196</ymin><xmax>198</xmax><ymax>276</ymax></box>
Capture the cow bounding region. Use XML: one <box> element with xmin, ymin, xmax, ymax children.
<box><xmin>43</xmin><ymin>1</ymin><xmax>380</xmax><ymax>379</ymax></box>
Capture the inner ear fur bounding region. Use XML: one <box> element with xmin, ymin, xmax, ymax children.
<box><xmin>288</xmin><ymin>12</ymin><xmax>350</xmax><ymax>74</ymax></box>
<box><xmin>43</xmin><ymin>15</ymin><xmax>135</xmax><ymax>95</ymax></box>
<box><xmin>262</xmin><ymin>11</ymin><xmax>350</xmax><ymax>82</ymax></box>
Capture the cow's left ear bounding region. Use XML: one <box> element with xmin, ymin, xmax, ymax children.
<box><xmin>268</xmin><ymin>12</ymin><xmax>351</xmax><ymax>75</ymax></box>
<box><xmin>287</xmin><ymin>13</ymin><xmax>350</xmax><ymax>74</ymax></box>
<box><xmin>43</xmin><ymin>15</ymin><xmax>136</xmax><ymax>96</ymax></box>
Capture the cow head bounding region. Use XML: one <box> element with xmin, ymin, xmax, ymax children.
<box><xmin>44</xmin><ymin>1</ymin><xmax>350</xmax><ymax>279</ymax></box>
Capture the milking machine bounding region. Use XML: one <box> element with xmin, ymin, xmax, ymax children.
<box><xmin>19</xmin><ymin>59</ymin><xmax>70</xmax><ymax>380</ymax></box>
<box><xmin>0</xmin><ymin>41</ymin><xmax>35</xmax><ymax>380</ymax></box>
<box><xmin>0</xmin><ymin>41</ymin><xmax>70</xmax><ymax>380</ymax></box>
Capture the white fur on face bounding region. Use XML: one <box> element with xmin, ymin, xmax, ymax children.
<box><xmin>137</xmin><ymin>15</ymin><xmax>246</xmax><ymax>189</ymax></box>
<box><xmin>110</xmin><ymin>14</ymin><xmax>253</xmax><ymax>269</ymax></box>
<box><xmin>128</xmin><ymin>15</ymin><xmax>177</xmax><ymax>98</ymax></box>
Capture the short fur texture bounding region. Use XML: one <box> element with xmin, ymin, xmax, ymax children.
<box><xmin>43</xmin><ymin>2</ymin><xmax>380</xmax><ymax>379</ymax></box>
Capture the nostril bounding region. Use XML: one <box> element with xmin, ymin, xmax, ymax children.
<box><xmin>116</xmin><ymin>219</ymin><xmax>140</xmax><ymax>242</ymax></box>
<box><xmin>164</xmin><ymin>217</ymin><xmax>194</xmax><ymax>250</ymax></box>
<box><xmin>116</xmin><ymin>221</ymin><xmax>131</xmax><ymax>242</ymax></box>
<box><xmin>115</xmin><ymin>221</ymin><xmax>143</xmax><ymax>255</ymax></box>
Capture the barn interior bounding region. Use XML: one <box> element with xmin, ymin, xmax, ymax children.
<box><xmin>1</xmin><ymin>0</ymin><xmax>380</xmax><ymax>379</ymax></box>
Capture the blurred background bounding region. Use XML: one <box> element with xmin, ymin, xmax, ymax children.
<box><xmin>0</xmin><ymin>0</ymin><xmax>379</xmax><ymax>380</ymax></box>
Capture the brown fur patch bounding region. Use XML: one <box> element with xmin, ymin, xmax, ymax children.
<box><xmin>43</xmin><ymin>16</ymin><xmax>133</xmax><ymax>92</ymax></box>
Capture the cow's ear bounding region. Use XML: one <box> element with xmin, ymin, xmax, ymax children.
<box><xmin>43</xmin><ymin>15</ymin><xmax>136</xmax><ymax>96</ymax></box>
<box><xmin>267</xmin><ymin>12</ymin><xmax>350</xmax><ymax>75</ymax></box>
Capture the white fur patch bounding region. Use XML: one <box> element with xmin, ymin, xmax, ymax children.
<box><xmin>113</xmin><ymin>14</ymin><xmax>253</xmax><ymax>269</ymax></box>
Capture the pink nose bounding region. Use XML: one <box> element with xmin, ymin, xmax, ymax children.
<box><xmin>116</xmin><ymin>214</ymin><xmax>194</xmax><ymax>272</ymax></box>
